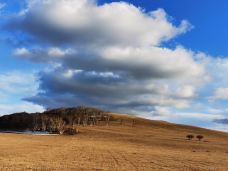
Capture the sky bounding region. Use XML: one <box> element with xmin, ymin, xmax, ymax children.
<box><xmin>1</xmin><ymin>0</ymin><xmax>228</xmax><ymax>131</ymax></box>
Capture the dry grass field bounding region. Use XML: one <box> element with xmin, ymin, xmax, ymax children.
<box><xmin>0</xmin><ymin>114</ymin><xmax>228</xmax><ymax>171</ymax></box>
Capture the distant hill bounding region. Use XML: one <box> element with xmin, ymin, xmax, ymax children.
<box><xmin>0</xmin><ymin>106</ymin><xmax>227</xmax><ymax>136</ymax></box>
<box><xmin>0</xmin><ymin>112</ymin><xmax>33</xmax><ymax>130</ymax></box>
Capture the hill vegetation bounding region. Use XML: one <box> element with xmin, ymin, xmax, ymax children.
<box><xmin>0</xmin><ymin>107</ymin><xmax>114</xmax><ymax>134</ymax></box>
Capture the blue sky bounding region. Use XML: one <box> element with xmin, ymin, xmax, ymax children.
<box><xmin>1</xmin><ymin>0</ymin><xmax>228</xmax><ymax>131</ymax></box>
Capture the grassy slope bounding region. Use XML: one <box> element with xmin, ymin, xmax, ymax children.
<box><xmin>0</xmin><ymin>113</ymin><xmax>228</xmax><ymax>171</ymax></box>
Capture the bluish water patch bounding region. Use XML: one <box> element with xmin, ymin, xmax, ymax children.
<box><xmin>0</xmin><ymin>130</ymin><xmax>58</xmax><ymax>135</ymax></box>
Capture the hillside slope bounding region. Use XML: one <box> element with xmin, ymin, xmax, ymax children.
<box><xmin>0</xmin><ymin>112</ymin><xmax>228</xmax><ymax>170</ymax></box>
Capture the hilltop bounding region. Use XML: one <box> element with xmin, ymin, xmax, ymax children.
<box><xmin>0</xmin><ymin>107</ymin><xmax>105</xmax><ymax>133</ymax></box>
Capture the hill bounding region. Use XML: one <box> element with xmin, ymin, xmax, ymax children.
<box><xmin>0</xmin><ymin>108</ymin><xmax>228</xmax><ymax>170</ymax></box>
<box><xmin>0</xmin><ymin>107</ymin><xmax>106</xmax><ymax>133</ymax></box>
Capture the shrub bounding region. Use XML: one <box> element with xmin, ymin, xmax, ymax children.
<box><xmin>196</xmin><ymin>135</ymin><xmax>204</xmax><ymax>141</ymax></box>
<box><xmin>49</xmin><ymin>117</ymin><xmax>66</xmax><ymax>134</ymax></box>
<box><xmin>63</xmin><ymin>128</ymin><xmax>78</xmax><ymax>135</ymax></box>
<box><xmin>186</xmin><ymin>134</ymin><xmax>194</xmax><ymax>140</ymax></box>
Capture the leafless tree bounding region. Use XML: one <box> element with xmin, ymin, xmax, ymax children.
<box><xmin>103</xmin><ymin>115</ymin><xmax>110</xmax><ymax>126</ymax></box>
<box><xmin>120</xmin><ymin>119</ymin><xmax>123</xmax><ymax>126</ymax></box>
<box><xmin>83</xmin><ymin>115</ymin><xmax>88</xmax><ymax>126</ymax></box>
<box><xmin>132</xmin><ymin>119</ymin><xmax>136</xmax><ymax>127</ymax></box>
<box><xmin>40</xmin><ymin>115</ymin><xmax>49</xmax><ymax>131</ymax></box>
<box><xmin>33</xmin><ymin>115</ymin><xmax>40</xmax><ymax>131</ymax></box>
<box><xmin>186</xmin><ymin>134</ymin><xmax>194</xmax><ymax>140</ymax></box>
<box><xmin>196</xmin><ymin>135</ymin><xmax>204</xmax><ymax>141</ymax></box>
<box><xmin>50</xmin><ymin>117</ymin><xmax>66</xmax><ymax>134</ymax></box>
<box><xmin>78</xmin><ymin>117</ymin><xmax>81</xmax><ymax>125</ymax></box>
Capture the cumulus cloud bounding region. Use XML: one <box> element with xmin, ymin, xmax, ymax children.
<box><xmin>15</xmin><ymin>46</ymin><xmax>205</xmax><ymax>81</ymax></box>
<box><xmin>14</xmin><ymin>47</ymin><xmax>73</xmax><ymax>62</ymax></box>
<box><xmin>14</xmin><ymin>48</ymin><xmax>31</xmax><ymax>57</ymax></box>
<box><xmin>203</xmin><ymin>57</ymin><xmax>228</xmax><ymax>102</ymax></box>
<box><xmin>176</xmin><ymin>85</ymin><xmax>196</xmax><ymax>98</ymax></box>
<box><xmin>47</xmin><ymin>48</ymin><xmax>72</xmax><ymax>58</ymax></box>
<box><xmin>5</xmin><ymin>0</ymin><xmax>212</xmax><ymax>116</ymax></box>
<box><xmin>8</xmin><ymin>0</ymin><xmax>191</xmax><ymax>47</ymax></box>
<box><xmin>209</xmin><ymin>87</ymin><xmax>228</xmax><ymax>101</ymax></box>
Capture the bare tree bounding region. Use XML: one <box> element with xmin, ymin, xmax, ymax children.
<box><xmin>40</xmin><ymin>115</ymin><xmax>49</xmax><ymax>131</ymax></box>
<box><xmin>120</xmin><ymin>119</ymin><xmax>123</xmax><ymax>126</ymax></box>
<box><xmin>132</xmin><ymin>119</ymin><xmax>136</xmax><ymax>127</ymax></box>
<box><xmin>50</xmin><ymin>117</ymin><xmax>66</xmax><ymax>134</ymax></box>
<box><xmin>104</xmin><ymin>115</ymin><xmax>110</xmax><ymax>126</ymax></box>
<box><xmin>56</xmin><ymin>117</ymin><xmax>65</xmax><ymax>134</ymax></box>
<box><xmin>83</xmin><ymin>114</ymin><xmax>88</xmax><ymax>126</ymax></box>
<box><xmin>186</xmin><ymin>134</ymin><xmax>194</xmax><ymax>140</ymax></box>
<box><xmin>196</xmin><ymin>135</ymin><xmax>204</xmax><ymax>141</ymax></box>
<box><xmin>108</xmin><ymin>115</ymin><xmax>111</xmax><ymax>125</ymax></box>
<box><xmin>78</xmin><ymin>117</ymin><xmax>81</xmax><ymax>125</ymax></box>
<box><xmin>33</xmin><ymin>115</ymin><xmax>40</xmax><ymax>131</ymax></box>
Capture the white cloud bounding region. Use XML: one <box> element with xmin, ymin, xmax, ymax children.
<box><xmin>12</xmin><ymin>0</ymin><xmax>191</xmax><ymax>47</ymax></box>
<box><xmin>148</xmin><ymin>106</ymin><xmax>224</xmax><ymax>121</ymax></box>
<box><xmin>198</xmin><ymin>54</ymin><xmax>228</xmax><ymax>101</ymax></box>
<box><xmin>209</xmin><ymin>87</ymin><xmax>228</xmax><ymax>101</ymax></box>
<box><xmin>48</xmin><ymin>48</ymin><xmax>73</xmax><ymax>58</ymax></box>
<box><xmin>211</xmin><ymin>124</ymin><xmax>228</xmax><ymax>132</ymax></box>
<box><xmin>150</xmin><ymin>106</ymin><xmax>174</xmax><ymax>117</ymax></box>
<box><xmin>98</xmin><ymin>46</ymin><xmax>205</xmax><ymax>80</ymax></box>
<box><xmin>176</xmin><ymin>85</ymin><xmax>196</xmax><ymax>98</ymax></box>
<box><xmin>14</xmin><ymin>48</ymin><xmax>30</xmax><ymax>57</ymax></box>
<box><xmin>0</xmin><ymin>102</ymin><xmax>44</xmax><ymax>116</ymax></box>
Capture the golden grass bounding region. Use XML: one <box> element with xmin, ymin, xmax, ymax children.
<box><xmin>0</xmin><ymin>115</ymin><xmax>228</xmax><ymax>171</ymax></box>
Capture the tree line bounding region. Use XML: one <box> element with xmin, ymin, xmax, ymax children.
<box><xmin>0</xmin><ymin>106</ymin><xmax>112</xmax><ymax>134</ymax></box>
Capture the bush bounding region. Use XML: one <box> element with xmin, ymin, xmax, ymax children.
<box><xmin>186</xmin><ymin>134</ymin><xmax>194</xmax><ymax>140</ymax></box>
<box><xmin>63</xmin><ymin>128</ymin><xmax>78</xmax><ymax>135</ymax></box>
<box><xmin>196</xmin><ymin>135</ymin><xmax>204</xmax><ymax>141</ymax></box>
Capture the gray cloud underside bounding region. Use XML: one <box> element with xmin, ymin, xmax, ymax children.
<box><xmin>7</xmin><ymin>0</ymin><xmax>208</xmax><ymax>114</ymax></box>
<box><xmin>214</xmin><ymin>119</ymin><xmax>228</xmax><ymax>125</ymax></box>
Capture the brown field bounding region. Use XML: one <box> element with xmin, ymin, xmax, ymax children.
<box><xmin>0</xmin><ymin>114</ymin><xmax>228</xmax><ymax>171</ymax></box>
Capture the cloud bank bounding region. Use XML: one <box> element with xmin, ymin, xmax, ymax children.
<box><xmin>3</xmin><ymin>0</ymin><xmax>228</xmax><ymax>130</ymax></box>
<box><xmin>8</xmin><ymin>0</ymin><xmax>206</xmax><ymax>112</ymax></box>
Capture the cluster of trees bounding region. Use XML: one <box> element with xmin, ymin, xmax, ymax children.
<box><xmin>0</xmin><ymin>112</ymin><xmax>33</xmax><ymax>130</ymax></box>
<box><xmin>186</xmin><ymin>134</ymin><xmax>204</xmax><ymax>141</ymax></box>
<box><xmin>33</xmin><ymin>115</ymin><xmax>66</xmax><ymax>134</ymax></box>
<box><xmin>0</xmin><ymin>106</ymin><xmax>112</xmax><ymax>134</ymax></box>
